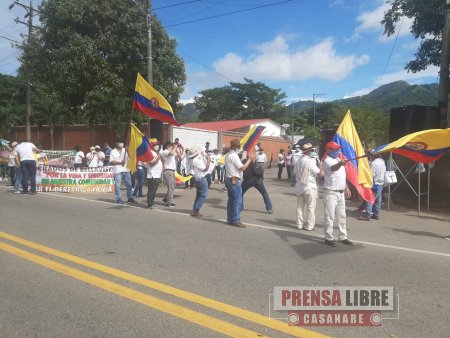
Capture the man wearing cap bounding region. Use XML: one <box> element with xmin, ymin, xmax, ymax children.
<box><xmin>188</xmin><ymin>147</ymin><xmax>211</xmax><ymax>216</ymax></box>
<box><xmin>15</xmin><ymin>140</ymin><xmax>40</xmax><ymax>194</ymax></box>
<box><xmin>95</xmin><ymin>145</ymin><xmax>105</xmax><ymax>166</ymax></box>
<box><xmin>320</xmin><ymin>141</ymin><xmax>353</xmax><ymax>246</ymax></box>
<box><xmin>110</xmin><ymin>140</ymin><xmax>137</xmax><ymax>205</ymax></box>
<box><xmin>294</xmin><ymin>143</ymin><xmax>320</xmax><ymax>230</ymax></box>
<box><xmin>86</xmin><ymin>146</ymin><xmax>99</xmax><ymax>168</ymax></box>
<box><xmin>146</xmin><ymin>139</ymin><xmax>162</xmax><ymax>209</ymax></box>
<box><xmin>224</xmin><ymin>138</ymin><xmax>254</xmax><ymax>227</ymax></box>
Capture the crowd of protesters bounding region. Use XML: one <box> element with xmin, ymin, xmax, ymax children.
<box><xmin>1</xmin><ymin>136</ymin><xmax>388</xmax><ymax>246</ymax></box>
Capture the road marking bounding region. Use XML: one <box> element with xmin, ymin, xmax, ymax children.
<box><xmin>2</xmin><ymin>185</ymin><xmax>449</xmax><ymax>258</ymax></box>
<box><xmin>0</xmin><ymin>241</ymin><xmax>268</xmax><ymax>338</ymax></box>
<box><xmin>0</xmin><ymin>231</ymin><xmax>328</xmax><ymax>338</ymax></box>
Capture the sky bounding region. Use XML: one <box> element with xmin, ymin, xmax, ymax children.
<box><xmin>0</xmin><ymin>0</ymin><xmax>441</xmax><ymax>105</ymax></box>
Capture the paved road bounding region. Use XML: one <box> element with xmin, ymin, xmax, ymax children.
<box><xmin>1</xmin><ymin>168</ymin><xmax>449</xmax><ymax>338</ymax></box>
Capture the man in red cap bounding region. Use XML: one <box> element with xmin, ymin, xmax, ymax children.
<box><xmin>320</xmin><ymin>141</ymin><xmax>353</xmax><ymax>247</ymax></box>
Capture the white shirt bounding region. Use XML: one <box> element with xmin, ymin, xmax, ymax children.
<box><xmin>225</xmin><ymin>149</ymin><xmax>243</xmax><ymax>179</ymax></box>
<box><xmin>97</xmin><ymin>151</ymin><xmax>105</xmax><ymax>166</ymax></box>
<box><xmin>147</xmin><ymin>150</ymin><xmax>163</xmax><ymax>178</ymax></box>
<box><xmin>192</xmin><ymin>155</ymin><xmax>208</xmax><ymax>178</ymax></box>
<box><xmin>86</xmin><ymin>151</ymin><xmax>99</xmax><ymax>167</ymax></box>
<box><xmin>323</xmin><ymin>156</ymin><xmax>346</xmax><ymax>191</ymax></box>
<box><xmin>8</xmin><ymin>150</ymin><xmax>16</xmax><ymax>167</ymax></box>
<box><xmin>110</xmin><ymin>148</ymin><xmax>129</xmax><ymax>174</ymax></box>
<box><xmin>161</xmin><ymin>149</ymin><xmax>177</xmax><ymax>170</ymax></box>
<box><xmin>294</xmin><ymin>155</ymin><xmax>320</xmax><ymax>195</ymax></box>
<box><xmin>371</xmin><ymin>157</ymin><xmax>386</xmax><ymax>185</ymax></box>
<box><xmin>256</xmin><ymin>152</ymin><xmax>267</xmax><ymax>163</ymax></box>
<box><xmin>292</xmin><ymin>150</ymin><xmax>302</xmax><ymax>166</ymax></box>
<box><xmin>75</xmin><ymin>151</ymin><xmax>85</xmax><ymax>164</ymax></box>
<box><xmin>277</xmin><ymin>153</ymin><xmax>285</xmax><ymax>165</ymax></box>
<box><xmin>15</xmin><ymin>142</ymin><xmax>36</xmax><ymax>162</ymax></box>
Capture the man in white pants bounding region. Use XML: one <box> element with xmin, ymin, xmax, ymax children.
<box><xmin>321</xmin><ymin>141</ymin><xmax>353</xmax><ymax>247</ymax></box>
<box><xmin>294</xmin><ymin>143</ymin><xmax>319</xmax><ymax>231</ymax></box>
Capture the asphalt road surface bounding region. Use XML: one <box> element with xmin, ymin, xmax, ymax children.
<box><xmin>1</xmin><ymin>168</ymin><xmax>449</xmax><ymax>338</ymax></box>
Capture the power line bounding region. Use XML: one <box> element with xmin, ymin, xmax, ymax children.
<box><xmin>154</xmin><ymin>0</ymin><xmax>202</xmax><ymax>11</ymax></box>
<box><xmin>178</xmin><ymin>49</ymin><xmax>232</xmax><ymax>82</ymax></box>
<box><xmin>379</xmin><ymin>18</ymin><xmax>403</xmax><ymax>83</ymax></box>
<box><xmin>0</xmin><ymin>35</ymin><xmax>20</xmax><ymax>43</ymax></box>
<box><xmin>165</xmin><ymin>0</ymin><xmax>295</xmax><ymax>28</ymax></box>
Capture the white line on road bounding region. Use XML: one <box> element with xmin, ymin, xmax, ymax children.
<box><xmin>2</xmin><ymin>186</ymin><xmax>450</xmax><ymax>258</ymax></box>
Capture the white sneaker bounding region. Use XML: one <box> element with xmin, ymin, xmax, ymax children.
<box><xmin>0</xmin><ymin>178</ymin><xmax>3</xmax><ymax>181</ymax></box>
<box><xmin>3</xmin><ymin>178</ymin><xmax>8</xmax><ymax>181</ymax></box>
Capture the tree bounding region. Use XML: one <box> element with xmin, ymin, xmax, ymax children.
<box><xmin>19</xmin><ymin>0</ymin><xmax>185</xmax><ymax>130</ymax></box>
<box><xmin>0</xmin><ymin>74</ymin><xmax>25</xmax><ymax>134</ymax></box>
<box><xmin>195</xmin><ymin>79</ymin><xmax>286</xmax><ymax>121</ymax></box>
<box><xmin>382</xmin><ymin>0</ymin><xmax>444</xmax><ymax>72</ymax></box>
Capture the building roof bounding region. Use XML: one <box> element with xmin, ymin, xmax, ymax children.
<box><xmin>182</xmin><ymin>119</ymin><xmax>271</xmax><ymax>131</ymax></box>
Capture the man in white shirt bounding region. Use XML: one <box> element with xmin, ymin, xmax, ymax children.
<box><xmin>74</xmin><ymin>145</ymin><xmax>85</xmax><ymax>169</ymax></box>
<box><xmin>211</xmin><ymin>149</ymin><xmax>221</xmax><ymax>183</ymax></box>
<box><xmin>320</xmin><ymin>141</ymin><xmax>353</xmax><ymax>247</ymax></box>
<box><xmin>95</xmin><ymin>145</ymin><xmax>105</xmax><ymax>166</ymax></box>
<box><xmin>161</xmin><ymin>141</ymin><xmax>177</xmax><ymax>207</ymax></box>
<box><xmin>146</xmin><ymin>138</ymin><xmax>163</xmax><ymax>209</ymax></box>
<box><xmin>15</xmin><ymin>140</ymin><xmax>40</xmax><ymax>194</ymax></box>
<box><xmin>86</xmin><ymin>146</ymin><xmax>99</xmax><ymax>168</ymax></box>
<box><xmin>109</xmin><ymin>140</ymin><xmax>137</xmax><ymax>205</ymax></box>
<box><xmin>205</xmin><ymin>149</ymin><xmax>215</xmax><ymax>187</ymax></box>
<box><xmin>188</xmin><ymin>147</ymin><xmax>211</xmax><ymax>217</ymax></box>
<box><xmin>291</xmin><ymin>145</ymin><xmax>303</xmax><ymax>186</ymax></box>
<box><xmin>359</xmin><ymin>153</ymin><xmax>386</xmax><ymax>221</ymax></box>
<box><xmin>295</xmin><ymin>143</ymin><xmax>320</xmax><ymax>231</ymax></box>
<box><xmin>255</xmin><ymin>147</ymin><xmax>267</xmax><ymax>179</ymax></box>
<box><xmin>224</xmin><ymin>138</ymin><xmax>254</xmax><ymax>227</ymax></box>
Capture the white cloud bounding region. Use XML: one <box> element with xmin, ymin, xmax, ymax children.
<box><xmin>350</xmin><ymin>2</ymin><xmax>413</xmax><ymax>42</ymax></box>
<box><xmin>213</xmin><ymin>36</ymin><xmax>369</xmax><ymax>82</ymax></box>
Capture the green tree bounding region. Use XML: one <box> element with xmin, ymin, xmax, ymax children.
<box><xmin>196</xmin><ymin>79</ymin><xmax>286</xmax><ymax>121</ymax></box>
<box><xmin>382</xmin><ymin>0</ymin><xmax>444</xmax><ymax>72</ymax></box>
<box><xmin>19</xmin><ymin>0</ymin><xmax>185</xmax><ymax>130</ymax></box>
<box><xmin>0</xmin><ymin>74</ymin><xmax>25</xmax><ymax>134</ymax></box>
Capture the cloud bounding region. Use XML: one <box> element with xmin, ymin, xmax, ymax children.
<box><xmin>213</xmin><ymin>36</ymin><xmax>369</xmax><ymax>82</ymax></box>
<box><xmin>344</xmin><ymin>66</ymin><xmax>439</xmax><ymax>98</ymax></box>
<box><xmin>350</xmin><ymin>2</ymin><xmax>413</xmax><ymax>42</ymax></box>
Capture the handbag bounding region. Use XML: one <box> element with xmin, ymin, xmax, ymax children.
<box><xmin>384</xmin><ymin>171</ymin><xmax>397</xmax><ymax>186</ymax></box>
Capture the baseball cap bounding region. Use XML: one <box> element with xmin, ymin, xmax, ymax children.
<box><xmin>326</xmin><ymin>141</ymin><xmax>341</xmax><ymax>150</ymax></box>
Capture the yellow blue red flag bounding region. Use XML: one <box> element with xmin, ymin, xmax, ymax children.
<box><xmin>373</xmin><ymin>128</ymin><xmax>450</xmax><ymax>163</ymax></box>
<box><xmin>240</xmin><ymin>125</ymin><xmax>266</xmax><ymax>151</ymax></box>
<box><xmin>132</xmin><ymin>73</ymin><xmax>179</xmax><ymax>126</ymax></box>
<box><xmin>127</xmin><ymin>124</ymin><xmax>154</xmax><ymax>174</ymax></box>
<box><xmin>332</xmin><ymin>110</ymin><xmax>374</xmax><ymax>203</ymax></box>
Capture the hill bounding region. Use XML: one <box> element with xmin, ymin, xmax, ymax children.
<box><xmin>325</xmin><ymin>81</ymin><xmax>438</xmax><ymax>112</ymax></box>
<box><xmin>181</xmin><ymin>81</ymin><xmax>439</xmax><ymax>119</ymax></box>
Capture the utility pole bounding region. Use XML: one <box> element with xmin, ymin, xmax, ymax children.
<box><xmin>438</xmin><ymin>0</ymin><xmax>450</xmax><ymax>128</ymax></box>
<box><xmin>291</xmin><ymin>101</ymin><xmax>294</xmax><ymax>144</ymax></box>
<box><xmin>312</xmin><ymin>93</ymin><xmax>325</xmax><ymax>129</ymax></box>
<box><xmin>10</xmin><ymin>0</ymin><xmax>36</xmax><ymax>141</ymax></box>
<box><xmin>145</xmin><ymin>0</ymin><xmax>163</xmax><ymax>140</ymax></box>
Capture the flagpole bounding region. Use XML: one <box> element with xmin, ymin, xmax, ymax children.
<box><xmin>146</xmin><ymin>0</ymin><xmax>152</xmax><ymax>137</ymax></box>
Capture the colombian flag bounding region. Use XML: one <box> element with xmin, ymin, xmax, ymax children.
<box><xmin>132</xmin><ymin>73</ymin><xmax>180</xmax><ymax>126</ymax></box>
<box><xmin>332</xmin><ymin>110</ymin><xmax>374</xmax><ymax>203</ymax></box>
<box><xmin>240</xmin><ymin>125</ymin><xmax>266</xmax><ymax>151</ymax></box>
<box><xmin>127</xmin><ymin>124</ymin><xmax>154</xmax><ymax>174</ymax></box>
<box><xmin>373</xmin><ymin>128</ymin><xmax>450</xmax><ymax>163</ymax></box>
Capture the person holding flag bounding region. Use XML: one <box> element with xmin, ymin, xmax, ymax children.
<box><xmin>188</xmin><ymin>147</ymin><xmax>211</xmax><ymax>217</ymax></box>
<box><xmin>146</xmin><ymin>138</ymin><xmax>163</xmax><ymax>209</ymax></box>
<box><xmin>110</xmin><ymin>140</ymin><xmax>137</xmax><ymax>205</ymax></box>
<box><xmin>320</xmin><ymin>142</ymin><xmax>353</xmax><ymax>247</ymax></box>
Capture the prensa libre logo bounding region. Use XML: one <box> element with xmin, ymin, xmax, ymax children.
<box><xmin>273</xmin><ymin>287</ymin><xmax>395</xmax><ymax>327</ymax></box>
